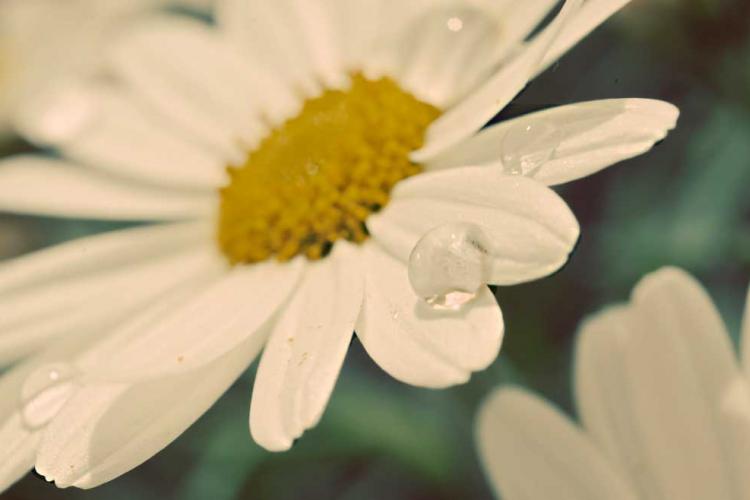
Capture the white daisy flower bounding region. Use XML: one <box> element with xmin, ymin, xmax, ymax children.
<box><xmin>477</xmin><ymin>267</ymin><xmax>750</xmax><ymax>500</ymax></box>
<box><xmin>0</xmin><ymin>0</ymin><xmax>213</xmax><ymax>138</ymax></box>
<box><xmin>0</xmin><ymin>0</ymin><xmax>678</xmax><ymax>491</ymax></box>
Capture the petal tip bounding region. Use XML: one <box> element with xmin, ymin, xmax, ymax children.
<box><xmin>632</xmin><ymin>266</ymin><xmax>697</xmax><ymax>300</ymax></box>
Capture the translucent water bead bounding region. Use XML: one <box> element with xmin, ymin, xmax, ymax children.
<box><xmin>16</xmin><ymin>79</ymin><xmax>99</xmax><ymax>144</ymax></box>
<box><xmin>408</xmin><ymin>223</ymin><xmax>492</xmax><ymax>310</ymax></box>
<box><xmin>501</xmin><ymin>120</ymin><xmax>562</xmax><ymax>176</ymax></box>
<box><xmin>20</xmin><ymin>363</ymin><xmax>77</xmax><ymax>430</ymax></box>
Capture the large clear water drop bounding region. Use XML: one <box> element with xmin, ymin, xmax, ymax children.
<box><xmin>501</xmin><ymin>120</ymin><xmax>562</xmax><ymax>176</ymax></box>
<box><xmin>19</xmin><ymin>363</ymin><xmax>77</xmax><ymax>430</ymax></box>
<box><xmin>408</xmin><ymin>223</ymin><xmax>491</xmax><ymax>310</ymax></box>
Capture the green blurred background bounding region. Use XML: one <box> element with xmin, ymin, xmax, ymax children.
<box><xmin>3</xmin><ymin>0</ymin><xmax>750</xmax><ymax>498</ymax></box>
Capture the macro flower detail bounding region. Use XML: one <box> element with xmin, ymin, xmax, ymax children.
<box><xmin>218</xmin><ymin>74</ymin><xmax>440</xmax><ymax>263</ymax></box>
<box><xmin>0</xmin><ymin>0</ymin><xmax>678</xmax><ymax>492</ymax></box>
<box><xmin>477</xmin><ymin>268</ymin><xmax>750</xmax><ymax>500</ymax></box>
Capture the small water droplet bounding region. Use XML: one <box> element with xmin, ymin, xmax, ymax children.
<box><xmin>16</xmin><ymin>79</ymin><xmax>99</xmax><ymax>145</ymax></box>
<box><xmin>19</xmin><ymin>363</ymin><xmax>77</xmax><ymax>430</ymax></box>
<box><xmin>446</xmin><ymin>16</ymin><xmax>464</xmax><ymax>32</ymax></box>
<box><xmin>501</xmin><ymin>120</ymin><xmax>562</xmax><ymax>176</ymax></box>
<box><xmin>408</xmin><ymin>223</ymin><xmax>491</xmax><ymax>310</ymax></box>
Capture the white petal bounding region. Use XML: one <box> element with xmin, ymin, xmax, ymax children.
<box><xmin>577</xmin><ymin>268</ymin><xmax>740</xmax><ymax>499</ymax></box>
<box><xmin>741</xmin><ymin>284</ymin><xmax>750</xmax><ymax>376</ymax></box>
<box><xmin>0</xmin><ymin>221</ymin><xmax>209</xmax><ymax>297</ymax></box>
<box><xmin>355</xmin><ymin>243</ymin><xmax>503</xmax><ymax>388</ymax></box>
<box><xmin>286</xmin><ymin>0</ymin><xmax>346</xmax><ymax>88</ymax></box>
<box><xmin>325</xmin><ymin>0</ymin><xmax>383</xmax><ymax>70</ymax></box>
<box><xmin>35</xmin><ymin>325</ymin><xmax>265</xmax><ymax>489</ymax></box>
<box><xmin>413</xmin><ymin>0</ymin><xmax>583</xmax><ymax>162</ymax></box>
<box><xmin>717</xmin><ymin>377</ymin><xmax>750</xmax><ymax>499</ymax></box>
<box><xmin>389</xmin><ymin>0</ymin><xmax>560</xmax><ymax>107</ymax></box>
<box><xmin>250</xmin><ymin>243</ymin><xmax>363</xmax><ymax>451</ymax></box>
<box><xmin>536</xmin><ymin>0</ymin><xmax>632</xmax><ymax>76</ymax></box>
<box><xmin>574</xmin><ymin>306</ymin><xmax>664</xmax><ymax>497</ymax></box>
<box><xmin>0</xmin><ymin>325</ymin><xmax>111</xmax><ymax>493</ymax></box>
<box><xmin>356</xmin><ymin>0</ymin><xmax>435</xmax><ymax>78</ymax></box>
<box><xmin>0</xmin><ymin>156</ymin><xmax>213</xmax><ymax>220</ymax></box>
<box><xmin>83</xmin><ymin>259</ymin><xmax>304</xmax><ymax>381</ymax></box>
<box><xmin>388</xmin><ymin>2</ymin><xmax>505</xmax><ymax>107</ymax></box>
<box><xmin>367</xmin><ymin>167</ymin><xmax>579</xmax><ymax>285</ymax></box>
<box><xmin>0</xmin><ymin>414</ymin><xmax>39</xmax><ymax>493</ymax></box>
<box><xmin>108</xmin><ymin>16</ymin><xmax>289</xmax><ymax>156</ymax></box>
<box><xmin>476</xmin><ymin>387</ymin><xmax>637</xmax><ymax>500</ymax></box>
<box><xmin>217</xmin><ymin>0</ymin><xmax>344</xmax><ymax>94</ymax></box>
<box><xmin>492</xmin><ymin>0</ymin><xmax>560</xmax><ymax>57</ymax></box>
<box><xmin>427</xmin><ymin>99</ymin><xmax>680</xmax><ymax>185</ymax></box>
<box><xmin>17</xmin><ymin>80</ymin><xmax>226</xmax><ymax>190</ymax></box>
<box><xmin>631</xmin><ymin>267</ymin><xmax>740</xmax><ymax>412</ymax></box>
<box><xmin>628</xmin><ymin>268</ymin><xmax>741</xmax><ymax>498</ymax></box>
<box><xmin>0</xmin><ymin>246</ymin><xmax>223</xmax><ymax>365</ymax></box>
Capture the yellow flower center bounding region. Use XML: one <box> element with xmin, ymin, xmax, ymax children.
<box><xmin>217</xmin><ymin>74</ymin><xmax>440</xmax><ymax>264</ymax></box>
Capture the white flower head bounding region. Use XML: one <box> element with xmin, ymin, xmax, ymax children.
<box><xmin>477</xmin><ymin>267</ymin><xmax>750</xmax><ymax>500</ymax></box>
<box><xmin>0</xmin><ymin>0</ymin><xmax>678</xmax><ymax>492</ymax></box>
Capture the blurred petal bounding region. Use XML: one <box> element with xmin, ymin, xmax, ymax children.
<box><xmin>574</xmin><ymin>306</ymin><xmax>663</xmax><ymax>496</ymax></box>
<box><xmin>427</xmin><ymin>99</ymin><xmax>680</xmax><ymax>185</ymax></box>
<box><xmin>368</xmin><ymin>167</ymin><xmax>579</xmax><ymax>285</ymax></box>
<box><xmin>718</xmin><ymin>377</ymin><xmax>750</xmax><ymax>499</ymax></box>
<box><xmin>355</xmin><ymin>243</ymin><xmax>503</xmax><ymax>388</ymax></box>
<box><xmin>250</xmin><ymin>243</ymin><xmax>363</xmax><ymax>451</ymax></box>
<box><xmin>0</xmin><ymin>414</ymin><xmax>39</xmax><ymax>493</ymax></box>
<box><xmin>16</xmin><ymin>80</ymin><xmax>225</xmax><ymax>190</ymax></box>
<box><xmin>0</xmin><ymin>156</ymin><xmax>213</xmax><ymax>220</ymax></box>
<box><xmin>537</xmin><ymin>0</ymin><xmax>632</xmax><ymax>75</ymax></box>
<box><xmin>217</xmin><ymin>0</ymin><xmax>344</xmax><ymax>94</ymax></box>
<box><xmin>0</xmin><ymin>246</ymin><xmax>222</xmax><ymax>365</ymax></box>
<box><xmin>0</xmin><ymin>322</ymin><xmax>118</xmax><ymax>493</ymax></box>
<box><xmin>108</xmin><ymin>16</ymin><xmax>288</xmax><ymax>155</ymax></box>
<box><xmin>325</xmin><ymin>0</ymin><xmax>385</xmax><ymax>70</ymax></box>
<box><xmin>0</xmin><ymin>222</ymin><xmax>208</xmax><ymax>296</ymax></box>
<box><xmin>82</xmin><ymin>259</ymin><xmax>304</xmax><ymax>380</ymax></box>
<box><xmin>389</xmin><ymin>3</ymin><xmax>505</xmax><ymax>107</ymax></box>
<box><xmin>35</xmin><ymin>324</ymin><xmax>265</xmax><ymax>489</ymax></box>
<box><xmin>741</xmin><ymin>284</ymin><xmax>750</xmax><ymax>376</ymax></box>
<box><xmin>492</xmin><ymin>0</ymin><xmax>559</xmax><ymax>58</ymax></box>
<box><xmin>577</xmin><ymin>268</ymin><xmax>740</xmax><ymax>499</ymax></box>
<box><xmin>476</xmin><ymin>387</ymin><xmax>637</xmax><ymax>500</ymax></box>
<box><xmin>405</xmin><ymin>0</ymin><xmax>559</xmax><ymax>106</ymax></box>
<box><xmin>413</xmin><ymin>0</ymin><xmax>582</xmax><ymax>162</ymax></box>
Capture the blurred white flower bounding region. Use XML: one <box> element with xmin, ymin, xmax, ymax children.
<box><xmin>477</xmin><ymin>267</ymin><xmax>750</xmax><ymax>500</ymax></box>
<box><xmin>0</xmin><ymin>0</ymin><xmax>213</xmax><ymax>138</ymax></box>
<box><xmin>0</xmin><ymin>0</ymin><xmax>678</xmax><ymax>492</ymax></box>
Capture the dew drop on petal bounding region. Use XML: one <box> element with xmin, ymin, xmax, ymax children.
<box><xmin>19</xmin><ymin>363</ymin><xmax>77</xmax><ymax>430</ymax></box>
<box><xmin>446</xmin><ymin>16</ymin><xmax>464</xmax><ymax>32</ymax></box>
<box><xmin>408</xmin><ymin>223</ymin><xmax>491</xmax><ymax>310</ymax></box>
<box><xmin>501</xmin><ymin>120</ymin><xmax>562</xmax><ymax>176</ymax></box>
<box><xmin>16</xmin><ymin>79</ymin><xmax>99</xmax><ymax>144</ymax></box>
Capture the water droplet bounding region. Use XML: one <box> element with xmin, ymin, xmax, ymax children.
<box><xmin>408</xmin><ymin>223</ymin><xmax>491</xmax><ymax>310</ymax></box>
<box><xmin>501</xmin><ymin>120</ymin><xmax>562</xmax><ymax>176</ymax></box>
<box><xmin>16</xmin><ymin>79</ymin><xmax>99</xmax><ymax>145</ymax></box>
<box><xmin>446</xmin><ymin>16</ymin><xmax>464</xmax><ymax>32</ymax></box>
<box><xmin>19</xmin><ymin>363</ymin><xmax>77</xmax><ymax>430</ymax></box>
